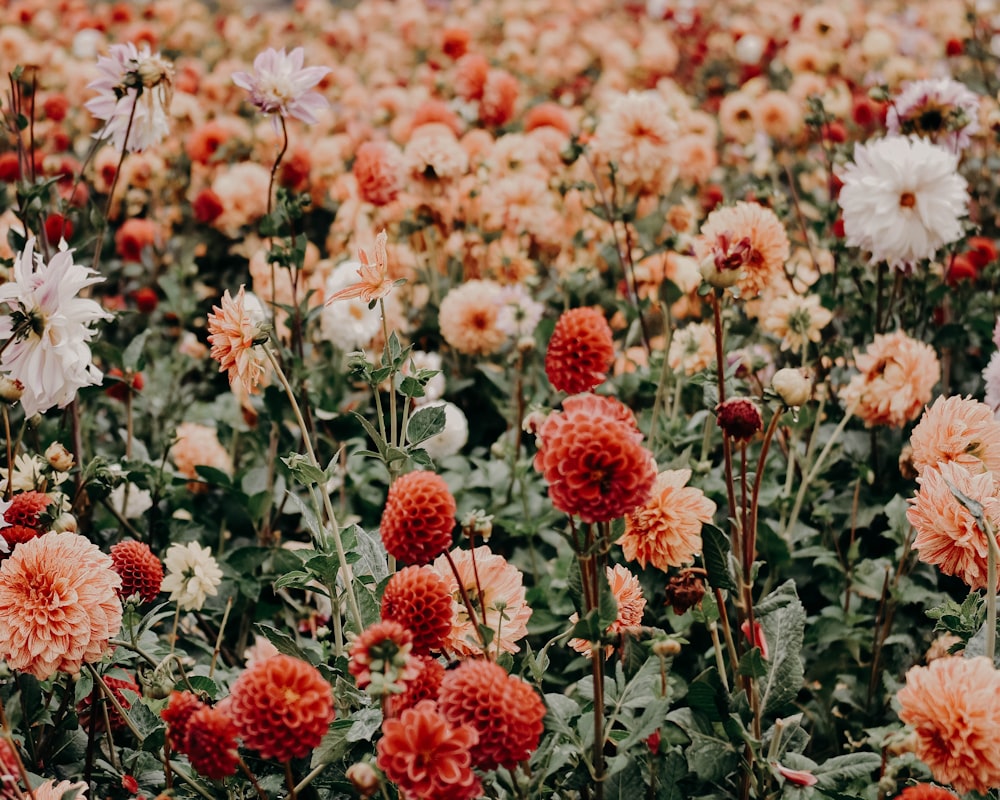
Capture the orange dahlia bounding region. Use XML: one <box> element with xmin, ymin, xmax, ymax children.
<box><xmin>109</xmin><ymin>540</ymin><xmax>163</xmax><ymax>604</ymax></box>
<box><xmin>380</xmin><ymin>566</ymin><xmax>454</xmax><ymax>655</ymax></box>
<box><xmin>544</xmin><ymin>307</ymin><xmax>614</xmax><ymax>395</ymax></box>
<box><xmin>227</xmin><ymin>654</ymin><xmax>334</xmax><ymax>763</ymax></box>
<box><xmin>909</xmin><ymin>395</ymin><xmax>1000</xmax><ymax>476</ymax></box>
<box><xmin>377</xmin><ymin>700</ymin><xmax>481</xmax><ymax>800</ymax></box>
<box><xmin>185</xmin><ymin>705</ymin><xmax>239</xmax><ymax>780</ymax></box>
<box><xmin>0</xmin><ymin>532</ymin><xmax>122</xmax><ymax>680</ymax></box>
<box><xmin>4</xmin><ymin>491</ymin><xmax>50</xmax><ymax>527</ymax></box>
<box><xmin>348</xmin><ymin>620</ymin><xmax>419</xmax><ymax>691</ymax></box>
<box><xmin>569</xmin><ymin>564</ymin><xmax>647</xmax><ymax>658</ymax></box>
<box><xmin>619</xmin><ymin>469</ymin><xmax>717</xmax><ymax>571</ymax></box>
<box><xmin>386</xmin><ymin>655</ymin><xmax>446</xmax><ymax>718</ymax></box>
<box><xmin>161</xmin><ymin>690</ymin><xmax>206</xmax><ymax>752</ymax></box>
<box><xmin>207</xmin><ymin>285</ymin><xmax>267</xmax><ymax>396</ymax></box>
<box><xmin>438</xmin><ymin>659</ymin><xmax>545</xmax><ymax>770</ymax></box>
<box><xmin>534</xmin><ymin>395</ymin><xmax>656</xmax><ymax>523</ymax></box>
<box><xmin>897</xmin><ymin>656</ymin><xmax>1000</xmax><ymax>795</ymax></box>
<box><xmin>896</xmin><ymin>786</ymin><xmax>959</xmax><ymax>800</ymax></box>
<box><xmin>380</xmin><ymin>471</ymin><xmax>456</xmax><ymax>565</ymax></box>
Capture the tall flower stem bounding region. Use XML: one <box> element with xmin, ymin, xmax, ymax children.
<box><xmin>711</xmin><ymin>293</ymin><xmax>741</xmax><ymax>561</ymax></box>
<box><xmin>443</xmin><ymin>549</ymin><xmax>490</xmax><ymax>657</ymax></box>
<box><xmin>90</xmin><ymin>95</ymin><xmax>138</xmax><ymax>273</ymax></box>
<box><xmin>263</xmin><ymin>346</ymin><xmax>364</xmax><ymax>632</ymax></box>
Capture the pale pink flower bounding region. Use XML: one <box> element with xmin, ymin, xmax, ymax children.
<box><xmin>232</xmin><ymin>47</ymin><xmax>330</xmax><ymax>128</ymax></box>
<box><xmin>207</xmin><ymin>286</ymin><xmax>268</xmax><ymax>396</ymax></box>
<box><xmin>887</xmin><ymin>78</ymin><xmax>981</xmax><ymax>152</ymax></box>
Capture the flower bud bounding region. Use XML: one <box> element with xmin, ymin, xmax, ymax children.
<box><xmin>699</xmin><ymin>255</ymin><xmax>742</xmax><ymax>288</ymax></box>
<box><xmin>0</xmin><ymin>377</ymin><xmax>23</xmax><ymax>404</ymax></box>
<box><xmin>45</xmin><ymin>442</ymin><xmax>74</xmax><ymax>472</ymax></box>
<box><xmin>771</xmin><ymin>368</ymin><xmax>810</xmax><ymax>407</ymax></box>
<box><xmin>51</xmin><ymin>511</ymin><xmax>77</xmax><ymax>533</ymax></box>
<box><xmin>716</xmin><ymin>397</ymin><xmax>763</xmax><ymax>441</ymax></box>
<box><xmin>346</xmin><ymin>763</ymin><xmax>380</xmax><ymax>798</ymax></box>
<box><xmin>652</xmin><ymin>639</ymin><xmax>682</xmax><ymax>657</ymax></box>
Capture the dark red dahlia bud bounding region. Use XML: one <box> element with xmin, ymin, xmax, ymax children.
<box><xmin>716</xmin><ymin>397</ymin><xmax>763</xmax><ymax>441</ymax></box>
<box><xmin>663</xmin><ymin>568</ymin><xmax>707</xmax><ymax>615</ymax></box>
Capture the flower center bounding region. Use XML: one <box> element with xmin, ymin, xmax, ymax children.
<box><xmin>899</xmin><ymin>192</ymin><xmax>917</xmax><ymax>209</ymax></box>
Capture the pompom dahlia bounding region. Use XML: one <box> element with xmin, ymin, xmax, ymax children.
<box><xmin>110</xmin><ymin>540</ymin><xmax>163</xmax><ymax>604</ymax></box>
<box><xmin>386</xmin><ymin>655</ymin><xmax>446</xmax><ymax>718</ymax></box>
<box><xmin>897</xmin><ymin>656</ymin><xmax>1000</xmax><ymax>795</ymax></box>
<box><xmin>348</xmin><ymin>620</ymin><xmax>419</xmax><ymax>692</ymax></box>
<box><xmin>185</xmin><ymin>706</ymin><xmax>240</xmax><ymax>780</ymax></box>
<box><xmin>438</xmin><ymin>659</ymin><xmax>546</xmax><ymax>770</ymax></box>
<box><xmin>227</xmin><ymin>654</ymin><xmax>334</xmax><ymax>763</ymax></box>
<box><xmin>161</xmin><ymin>691</ymin><xmax>207</xmax><ymax>752</ymax></box>
<box><xmin>380</xmin><ymin>566</ymin><xmax>454</xmax><ymax>655</ymax></box>
<box><xmin>896</xmin><ymin>786</ymin><xmax>959</xmax><ymax>800</ymax></box>
<box><xmin>380</xmin><ymin>471</ymin><xmax>456</xmax><ymax>564</ymax></box>
<box><xmin>0</xmin><ymin>532</ymin><xmax>122</xmax><ymax>680</ymax></box>
<box><xmin>377</xmin><ymin>700</ymin><xmax>481</xmax><ymax>800</ymax></box>
<box><xmin>545</xmin><ymin>307</ymin><xmax>615</xmax><ymax>394</ymax></box>
<box><xmin>232</xmin><ymin>47</ymin><xmax>331</xmax><ymax>127</ymax></box>
<box><xmin>836</xmin><ymin>136</ymin><xmax>968</xmax><ymax>270</ymax></box>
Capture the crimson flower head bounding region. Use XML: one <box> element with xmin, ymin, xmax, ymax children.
<box><xmin>232</xmin><ymin>47</ymin><xmax>330</xmax><ymax>128</ymax></box>
<box><xmin>545</xmin><ymin>307</ymin><xmax>614</xmax><ymax>394</ymax></box>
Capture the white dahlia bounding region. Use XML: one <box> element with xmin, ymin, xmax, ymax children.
<box><xmin>837</xmin><ymin>136</ymin><xmax>968</xmax><ymax>270</ymax></box>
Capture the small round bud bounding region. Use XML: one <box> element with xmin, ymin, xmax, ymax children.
<box><xmin>716</xmin><ymin>397</ymin><xmax>763</xmax><ymax>441</ymax></box>
<box><xmin>771</xmin><ymin>368</ymin><xmax>811</xmax><ymax>407</ymax></box>
<box><xmin>0</xmin><ymin>377</ymin><xmax>23</xmax><ymax>403</ymax></box>
<box><xmin>516</xmin><ymin>335</ymin><xmax>536</xmax><ymax>354</ymax></box>
<box><xmin>699</xmin><ymin>256</ymin><xmax>742</xmax><ymax>288</ymax></box>
<box><xmin>652</xmin><ymin>639</ymin><xmax>682</xmax><ymax>657</ymax></box>
<box><xmin>45</xmin><ymin>442</ymin><xmax>74</xmax><ymax>473</ymax></box>
<box><xmin>346</xmin><ymin>763</ymin><xmax>380</xmax><ymax>798</ymax></box>
<box><xmin>51</xmin><ymin>511</ymin><xmax>77</xmax><ymax>533</ymax></box>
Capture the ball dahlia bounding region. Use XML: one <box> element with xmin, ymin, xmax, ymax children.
<box><xmin>110</xmin><ymin>540</ymin><xmax>164</xmax><ymax>604</ymax></box>
<box><xmin>544</xmin><ymin>307</ymin><xmax>614</xmax><ymax>394</ymax></box>
<box><xmin>438</xmin><ymin>659</ymin><xmax>546</xmax><ymax>770</ymax></box>
<box><xmin>386</xmin><ymin>655</ymin><xmax>446</xmax><ymax>718</ymax></box>
<box><xmin>348</xmin><ymin>620</ymin><xmax>419</xmax><ymax>692</ymax></box>
<box><xmin>161</xmin><ymin>690</ymin><xmax>207</xmax><ymax>752</ymax></box>
<box><xmin>380</xmin><ymin>471</ymin><xmax>456</xmax><ymax>565</ymax></box>
<box><xmin>380</xmin><ymin>566</ymin><xmax>454</xmax><ymax>655</ymax></box>
<box><xmin>185</xmin><ymin>705</ymin><xmax>240</xmax><ymax>780</ymax></box>
<box><xmin>0</xmin><ymin>532</ymin><xmax>122</xmax><ymax>680</ymax></box>
<box><xmin>227</xmin><ymin>654</ymin><xmax>334</xmax><ymax>763</ymax></box>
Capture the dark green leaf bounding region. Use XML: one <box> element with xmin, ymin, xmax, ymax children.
<box><xmin>407</xmin><ymin>404</ymin><xmax>446</xmax><ymax>446</ymax></box>
<box><xmin>702</xmin><ymin>524</ymin><xmax>737</xmax><ymax>592</ymax></box>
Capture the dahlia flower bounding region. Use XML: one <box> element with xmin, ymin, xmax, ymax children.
<box><xmin>160</xmin><ymin>542</ymin><xmax>223</xmax><ymax>611</ymax></box>
<box><xmin>207</xmin><ymin>285</ymin><xmax>268</xmax><ymax>396</ymax></box>
<box><xmin>0</xmin><ymin>238</ymin><xmax>112</xmax><ymax>418</ymax></box>
<box><xmin>325</xmin><ymin>231</ymin><xmax>395</xmax><ymax>305</ymax></box>
<box><xmin>897</xmin><ymin>656</ymin><xmax>1000</xmax><ymax>794</ymax></box>
<box><xmin>836</xmin><ymin>136</ymin><xmax>968</xmax><ymax>270</ymax></box>
<box><xmin>185</xmin><ymin>706</ymin><xmax>239</xmax><ymax>780</ymax></box>
<box><xmin>909</xmin><ymin>395</ymin><xmax>1000</xmax><ymax>476</ymax></box>
<box><xmin>85</xmin><ymin>42</ymin><xmax>173</xmax><ymax>153</ymax></box>
<box><xmin>319</xmin><ymin>261</ymin><xmax>382</xmax><ymax>351</ymax></box>
<box><xmin>545</xmin><ymin>307</ymin><xmax>615</xmax><ymax>394</ymax></box>
<box><xmin>232</xmin><ymin>47</ymin><xmax>330</xmax><ymax>128</ymax></box>
<box><xmin>110</xmin><ymin>540</ymin><xmax>163</xmax><ymax>604</ymax></box>
<box><xmin>380</xmin><ymin>565</ymin><xmax>454</xmax><ymax>655</ymax></box>
<box><xmin>694</xmin><ymin>202</ymin><xmax>790</xmax><ymax>297</ymax></box>
<box><xmin>32</xmin><ymin>781</ymin><xmax>88</xmax><ymax>800</ymax></box>
<box><xmin>0</xmin><ymin>532</ymin><xmax>122</xmax><ymax>680</ymax></box>
<box><xmin>438</xmin><ymin>280</ymin><xmax>509</xmax><ymax>356</ymax></box>
<box><xmin>887</xmin><ymin>78</ymin><xmax>981</xmax><ymax>152</ymax></box>
<box><xmin>386</xmin><ymin>655</ymin><xmax>446</xmax><ymax>718</ymax></box>
<box><xmin>348</xmin><ymin>620</ymin><xmax>420</xmax><ymax>692</ymax></box>
<box><xmin>569</xmin><ymin>564</ymin><xmax>646</xmax><ymax>658</ymax></box>
<box><xmin>379</xmin><ymin>471</ymin><xmax>456</xmax><ymax>565</ymax></box>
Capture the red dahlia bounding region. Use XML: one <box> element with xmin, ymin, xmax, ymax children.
<box><xmin>348</xmin><ymin>620</ymin><xmax>418</xmax><ymax>691</ymax></box>
<box><xmin>386</xmin><ymin>655</ymin><xmax>446</xmax><ymax>718</ymax></box>
<box><xmin>227</xmin><ymin>654</ymin><xmax>334</xmax><ymax>763</ymax></box>
<box><xmin>544</xmin><ymin>307</ymin><xmax>615</xmax><ymax>394</ymax></box>
<box><xmin>896</xmin><ymin>786</ymin><xmax>959</xmax><ymax>800</ymax></box>
<box><xmin>381</xmin><ymin>566</ymin><xmax>455</xmax><ymax>655</ymax></box>
<box><xmin>380</xmin><ymin>471</ymin><xmax>456</xmax><ymax>565</ymax></box>
<box><xmin>185</xmin><ymin>706</ymin><xmax>239</xmax><ymax>780</ymax></box>
<box><xmin>110</xmin><ymin>540</ymin><xmax>164</xmax><ymax>603</ymax></box>
<box><xmin>4</xmin><ymin>491</ymin><xmax>50</xmax><ymax>528</ymax></box>
<box><xmin>716</xmin><ymin>397</ymin><xmax>763</xmax><ymax>441</ymax></box>
<box><xmin>161</xmin><ymin>691</ymin><xmax>206</xmax><ymax>752</ymax></box>
<box><xmin>438</xmin><ymin>659</ymin><xmax>546</xmax><ymax>770</ymax></box>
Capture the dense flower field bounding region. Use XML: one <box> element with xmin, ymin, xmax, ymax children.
<box><xmin>3</xmin><ymin>0</ymin><xmax>1000</xmax><ymax>797</ymax></box>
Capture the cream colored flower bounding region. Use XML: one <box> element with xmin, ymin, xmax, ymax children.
<box><xmin>161</xmin><ymin>542</ymin><xmax>223</xmax><ymax>611</ymax></box>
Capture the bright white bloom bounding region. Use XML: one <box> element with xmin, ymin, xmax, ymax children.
<box><xmin>108</xmin><ymin>482</ymin><xmax>153</xmax><ymax>519</ymax></box>
<box><xmin>837</xmin><ymin>136</ymin><xmax>968</xmax><ymax>270</ymax></box>
<box><xmin>887</xmin><ymin>78</ymin><xmax>981</xmax><ymax>152</ymax></box>
<box><xmin>319</xmin><ymin>261</ymin><xmax>382</xmax><ymax>351</ymax></box>
<box><xmin>161</xmin><ymin>542</ymin><xmax>223</xmax><ymax>611</ymax></box>
<box><xmin>496</xmin><ymin>285</ymin><xmax>544</xmax><ymax>339</ymax></box>
<box><xmin>232</xmin><ymin>47</ymin><xmax>330</xmax><ymax>127</ymax></box>
<box><xmin>0</xmin><ymin>238</ymin><xmax>112</xmax><ymax>418</ymax></box>
<box><xmin>85</xmin><ymin>43</ymin><xmax>173</xmax><ymax>153</ymax></box>
<box><xmin>420</xmin><ymin>401</ymin><xmax>469</xmax><ymax>461</ymax></box>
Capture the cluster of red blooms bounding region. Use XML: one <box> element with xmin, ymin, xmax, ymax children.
<box><xmin>109</xmin><ymin>539</ymin><xmax>163</xmax><ymax>603</ymax></box>
<box><xmin>2</xmin><ymin>491</ymin><xmax>52</xmax><ymax>554</ymax></box>
<box><xmin>161</xmin><ymin>654</ymin><xmax>334</xmax><ymax>780</ymax></box>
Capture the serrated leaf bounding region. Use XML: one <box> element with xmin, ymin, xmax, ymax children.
<box><xmin>273</xmin><ymin>570</ymin><xmax>313</xmax><ymax>591</ymax></box>
<box><xmin>656</xmin><ymin>751</ymin><xmax>689</xmax><ymax>800</ymax></box>
<box><xmin>814</xmin><ymin>752</ymin><xmax>881</xmax><ymax>785</ymax></box>
<box><xmin>739</xmin><ymin>647</ymin><xmax>768</xmax><ymax>679</ymax></box>
<box><xmin>617</xmin><ymin>697</ymin><xmax>671</xmax><ymax>749</ymax></box>
<box><xmin>254</xmin><ymin>623</ymin><xmax>309</xmax><ymax>661</ymax></box>
<box><xmin>310</xmin><ymin>719</ymin><xmax>354</xmax><ymax>768</ymax></box>
<box><xmin>184</xmin><ymin>675</ymin><xmax>221</xmax><ymax>700</ymax></box>
<box><xmin>349</xmin><ymin>523</ymin><xmax>389</xmax><ymax>583</ymax></box>
<box><xmin>407</xmin><ymin>404</ymin><xmax>446</xmax><ymax>446</ymax></box>
<box><xmin>757</xmin><ymin>581</ymin><xmax>806</xmax><ymax>715</ymax></box>
<box><xmin>702</xmin><ymin>524</ymin><xmax>737</xmax><ymax>592</ymax></box>
<box><xmin>345</xmin><ymin>707</ymin><xmax>382</xmax><ymax>742</ymax></box>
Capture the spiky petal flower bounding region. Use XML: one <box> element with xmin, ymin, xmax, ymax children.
<box><xmin>232</xmin><ymin>47</ymin><xmax>330</xmax><ymax>128</ymax></box>
<box><xmin>836</xmin><ymin>136</ymin><xmax>968</xmax><ymax>270</ymax></box>
<box><xmin>160</xmin><ymin>542</ymin><xmax>223</xmax><ymax>611</ymax></box>
<box><xmin>326</xmin><ymin>231</ymin><xmax>395</xmax><ymax>305</ymax></box>
<box><xmin>207</xmin><ymin>285</ymin><xmax>267</xmax><ymax>396</ymax></box>
<box><xmin>0</xmin><ymin>238</ymin><xmax>112</xmax><ymax>418</ymax></box>
<box><xmin>887</xmin><ymin>78</ymin><xmax>981</xmax><ymax>152</ymax></box>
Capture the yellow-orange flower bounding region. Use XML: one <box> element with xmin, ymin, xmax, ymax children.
<box><xmin>619</xmin><ymin>469</ymin><xmax>716</xmax><ymax>571</ymax></box>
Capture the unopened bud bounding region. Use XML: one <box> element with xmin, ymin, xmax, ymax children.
<box><xmin>771</xmin><ymin>368</ymin><xmax>810</xmax><ymax>407</ymax></box>
<box><xmin>45</xmin><ymin>442</ymin><xmax>74</xmax><ymax>473</ymax></box>
<box><xmin>716</xmin><ymin>397</ymin><xmax>763</xmax><ymax>441</ymax></box>
<box><xmin>699</xmin><ymin>256</ymin><xmax>742</xmax><ymax>288</ymax></box>
<box><xmin>51</xmin><ymin>511</ymin><xmax>77</xmax><ymax>533</ymax></box>
<box><xmin>346</xmin><ymin>763</ymin><xmax>380</xmax><ymax>798</ymax></box>
<box><xmin>0</xmin><ymin>377</ymin><xmax>23</xmax><ymax>403</ymax></box>
<box><xmin>652</xmin><ymin>639</ymin><xmax>682</xmax><ymax>657</ymax></box>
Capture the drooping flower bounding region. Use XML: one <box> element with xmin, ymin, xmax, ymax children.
<box><xmin>909</xmin><ymin>395</ymin><xmax>1000</xmax><ymax>476</ymax></box>
<box><xmin>232</xmin><ymin>47</ymin><xmax>330</xmax><ymax>127</ymax></box>
<box><xmin>109</xmin><ymin>540</ymin><xmax>163</xmax><ymax>604</ymax></box>
<box><xmin>693</xmin><ymin>202</ymin><xmax>790</xmax><ymax>297</ymax></box>
<box><xmin>85</xmin><ymin>42</ymin><xmax>173</xmax><ymax>153</ymax></box>
<box><xmin>438</xmin><ymin>659</ymin><xmax>546</xmax><ymax>770</ymax></box>
<box><xmin>325</xmin><ymin>231</ymin><xmax>395</xmax><ymax>305</ymax></box>
<box><xmin>545</xmin><ymin>307</ymin><xmax>615</xmax><ymax>394</ymax></box>
<box><xmin>842</xmin><ymin>331</ymin><xmax>940</xmax><ymax>428</ymax></box>
<box><xmin>569</xmin><ymin>564</ymin><xmax>646</xmax><ymax>658</ymax></box>
<box><xmin>836</xmin><ymin>136</ymin><xmax>968</xmax><ymax>270</ymax></box>
<box><xmin>207</xmin><ymin>285</ymin><xmax>268</xmax><ymax>396</ymax></box>
<box><xmin>534</xmin><ymin>395</ymin><xmax>656</xmax><ymax>523</ymax></box>
<box><xmin>0</xmin><ymin>238</ymin><xmax>112</xmax><ymax>418</ymax></box>
<box><xmin>160</xmin><ymin>542</ymin><xmax>223</xmax><ymax>611</ymax></box>
<box><xmin>185</xmin><ymin>706</ymin><xmax>240</xmax><ymax>780</ymax></box>
<box><xmin>377</xmin><ymin>700</ymin><xmax>482</xmax><ymax>800</ymax></box>
<box><xmin>620</xmin><ymin>469</ymin><xmax>717</xmax><ymax>571</ymax></box>
<box><xmin>379</xmin><ymin>471</ymin><xmax>456</xmax><ymax>565</ymax></box>
<box><xmin>380</xmin><ymin>566</ymin><xmax>454</xmax><ymax>655</ymax></box>
<box><xmin>348</xmin><ymin>620</ymin><xmax>420</xmax><ymax>693</ymax></box>
<box><xmin>897</xmin><ymin>656</ymin><xmax>1000</xmax><ymax>795</ymax></box>
<box><xmin>907</xmin><ymin>461</ymin><xmax>1000</xmax><ymax>590</ymax></box>
<box><xmin>432</xmin><ymin>546</ymin><xmax>532</xmax><ymax>658</ymax></box>
<box><xmin>0</xmin><ymin>532</ymin><xmax>122</xmax><ymax>680</ymax></box>
<box><xmin>887</xmin><ymin>78</ymin><xmax>981</xmax><ymax>152</ymax></box>
<box><xmin>227</xmin><ymin>654</ymin><xmax>335</xmax><ymax>763</ymax></box>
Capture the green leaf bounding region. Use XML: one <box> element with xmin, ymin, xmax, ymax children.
<box><xmin>407</xmin><ymin>404</ymin><xmax>446</xmax><ymax>446</ymax></box>
<box><xmin>184</xmin><ymin>675</ymin><xmax>221</xmax><ymax>700</ymax></box>
<box><xmin>272</xmin><ymin>570</ymin><xmax>313</xmax><ymax>591</ymax></box>
<box><xmin>310</xmin><ymin>719</ymin><xmax>354</xmax><ymax>768</ymax></box>
<box><xmin>597</xmin><ymin>568</ymin><xmax>619</xmax><ymax>631</ymax></box>
<box><xmin>282</xmin><ymin>454</ymin><xmax>327</xmax><ymax>486</ymax></box>
<box><xmin>756</xmin><ymin>581</ymin><xmax>806</xmax><ymax>715</ymax></box>
<box><xmin>656</xmin><ymin>751</ymin><xmax>689</xmax><ymax>800</ymax></box>
<box><xmin>346</xmin><ymin>707</ymin><xmax>383</xmax><ymax>742</ymax></box>
<box><xmin>738</xmin><ymin>647</ymin><xmax>768</xmax><ymax>679</ymax></box>
<box><xmin>702</xmin><ymin>524</ymin><xmax>737</xmax><ymax>592</ymax></box>
<box><xmin>122</xmin><ymin>329</ymin><xmax>150</xmax><ymax>371</ymax></box>
<box><xmin>617</xmin><ymin>697</ymin><xmax>671</xmax><ymax>749</ymax></box>
<box><xmin>254</xmin><ymin>623</ymin><xmax>310</xmax><ymax>661</ymax></box>
<box><xmin>349</xmin><ymin>523</ymin><xmax>389</xmax><ymax>583</ymax></box>
<box><xmin>814</xmin><ymin>752</ymin><xmax>882</xmax><ymax>786</ymax></box>
<box><xmin>193</xmin><ymin>465</ymin><xmax>232</xmax><ymax>489</ymax></box>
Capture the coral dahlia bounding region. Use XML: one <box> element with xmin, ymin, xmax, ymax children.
<box><xmin>161</xmin><ymin>690</ymin><xmax>207</xmax><ymax>752</ymax></box>
<box><xmin>380</xmin><ymin>471</ymin><xmax>456</xmax><ymax>564</ymax></box>
<box><xmin>110</xmin><ymin>540</ymin><xmax>163</xmax><ymax>604</ymax></box>
<box><xmin>185</xmin><ymin>705</ymin><xmax>240</xmax><ymax>780</ymax></box>
<box><xmin>545</xmin><ymin>307</ymin><xmax>614</xmax><ymax>394</ymax></box>
<box><xmin>348</xmin><ymin>620</ymin><xmax>419</xmax><ymax>692</ymax></box>
<box><xmin>386</xmin><ymin>655</ymin><xmax>446</xmax><ymax>718</ymax></box>
<box><xmin>227</xmin><ymin>654</ymin><xmax>334</xmax><ymax>763</ymax></box>
<box><xmin>207</xmin><ymin>285</ymin><xmax>268</xmax><ymax>396</ymax></box>
<box><xmin>380</xmin><ymin>566</ymin><xmax>454</xmax><ymax>655</ymax></box>
<box><xmin>909</xmin><ymin>395</ymin><xmax>1000</xmax><ymax>476</ymax></box>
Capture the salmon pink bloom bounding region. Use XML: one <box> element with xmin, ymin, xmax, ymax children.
<box><xmin>325</xmin><ymin>231</ymin><xmax>395</xmax><ymax>305</ymax></box>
